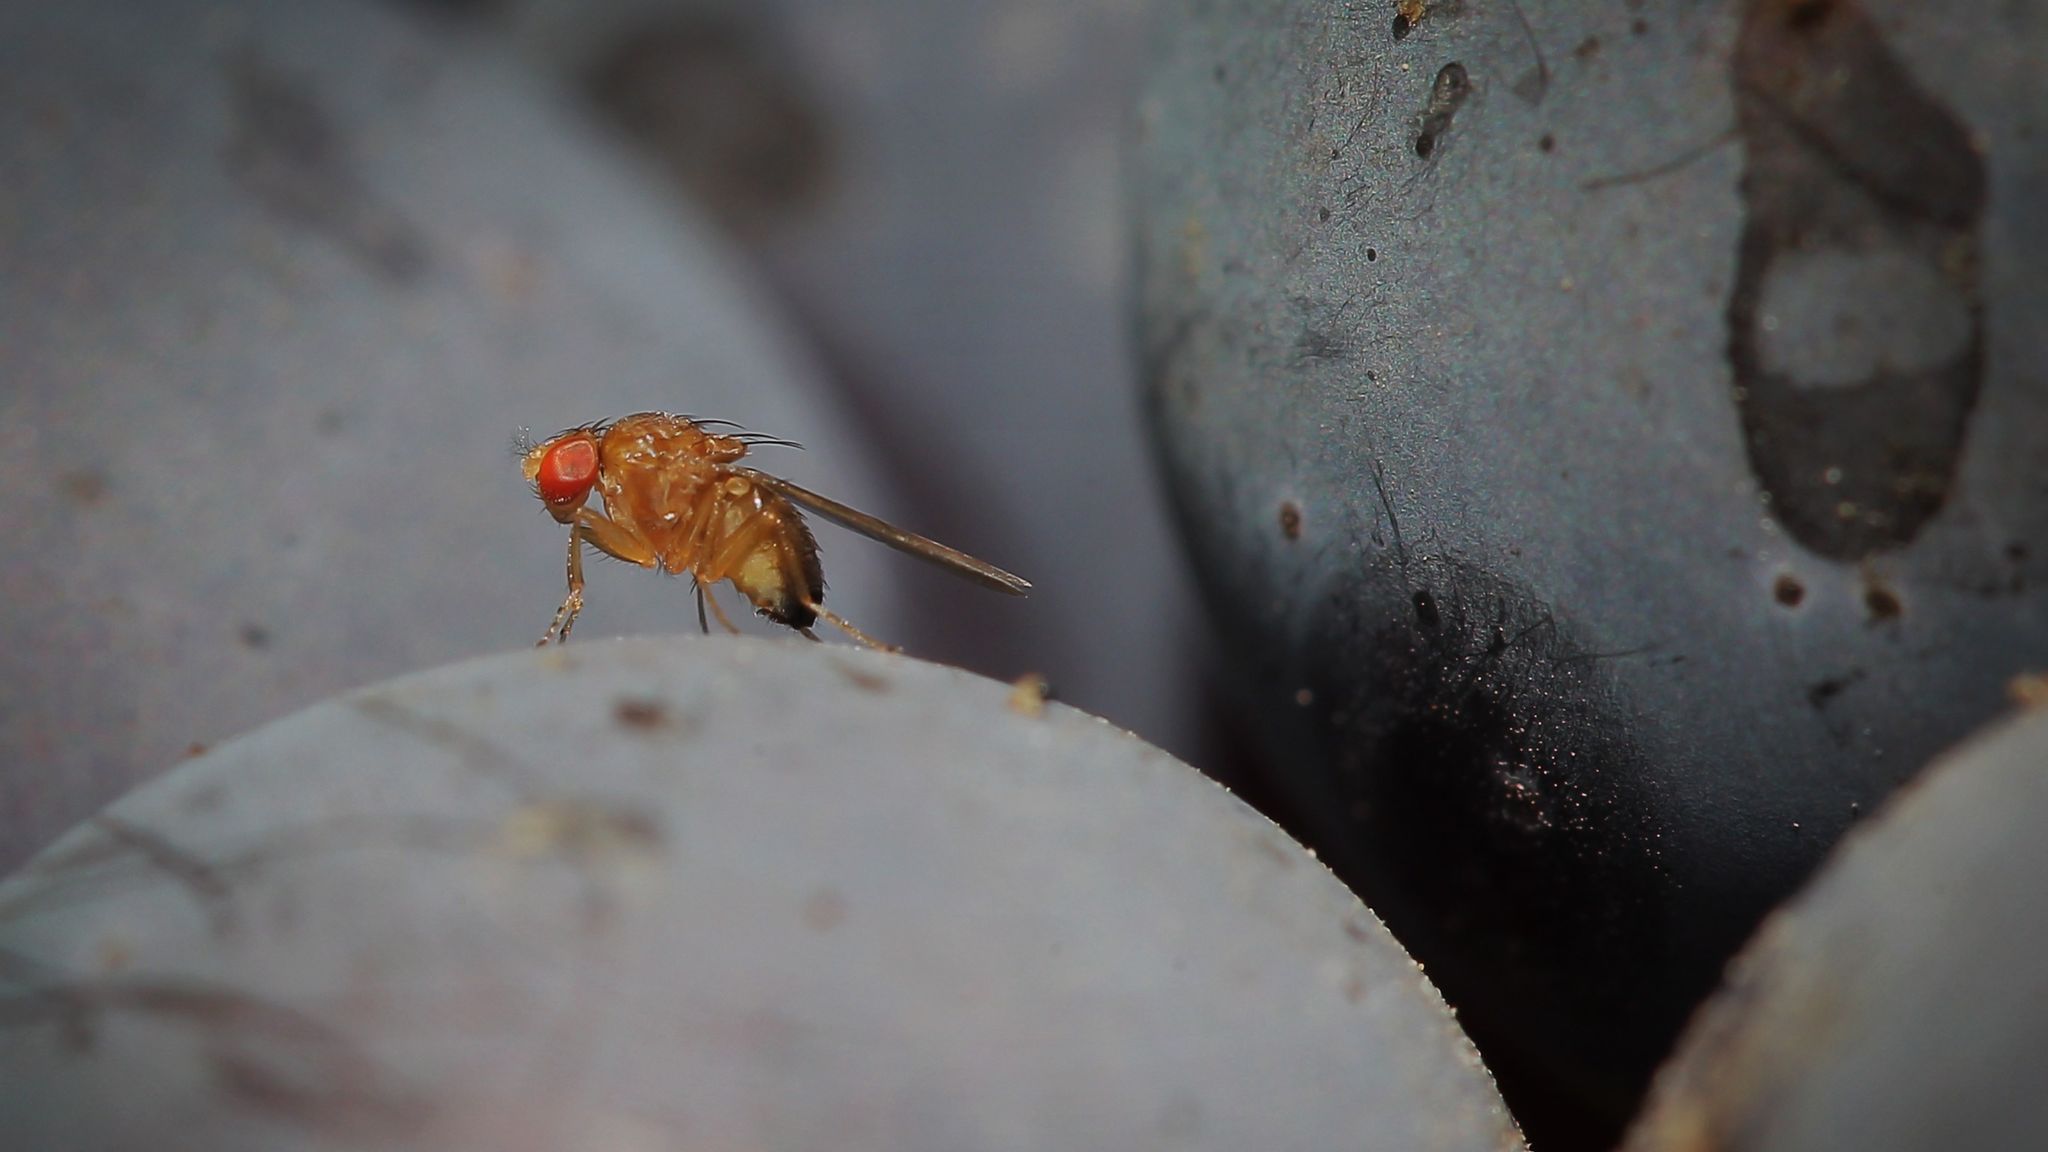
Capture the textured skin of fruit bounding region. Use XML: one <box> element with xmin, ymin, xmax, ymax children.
<box><xmin>0</xmin><ymin>638</ymin><xmax>1523</xmax><ymax>1152</ymax></box>
<box><xmin>1134</xmin><ymin>0</ymin><xmax>2047</xmax><ymax>1140</ymax></box>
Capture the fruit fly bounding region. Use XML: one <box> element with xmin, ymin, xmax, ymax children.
<box><xmin>518</xmin><ymin>412</ymin><xmax>1029</xmax><ymax>649</ymax></box>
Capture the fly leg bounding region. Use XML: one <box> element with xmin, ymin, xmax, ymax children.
<box><xmin>698</xmin><ymin>496</ymin><xmax>894</xmax><ymax>649</ymax></box>
<box><xmin>539</xmin><ymin>508</ymin><xmax>658</xmax><ymax>645</ymax></box>
<box><xmin>801</xmin><ymin>599</ymin><xmax>899</xmax><ymax>653</ymax></box>
<box><xmin>540</xmin><ymin>522</ymin><xmax>588</xmax><ymax>646</ymax></box>
<box><xmin>701</xmin><ymin>583</ymin><xmax>742</xmax><ymax>634</ymax></box>
<box><xmin>679</xmin><ymin>490</ymin><xmax>744</xmax><ymax>636</ymax></box>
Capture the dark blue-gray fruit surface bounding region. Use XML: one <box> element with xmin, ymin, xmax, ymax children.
<box><xmin>1134</xmin><ymin>0</ymin><xmax>2046</xmax><ymax>1139</ymax></box>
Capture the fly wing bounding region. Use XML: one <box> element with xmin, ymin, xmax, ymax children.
<box><xmin>739</xmin><ymin>469</ymin><xmax>1031</xmax><ymax>596</ymax></box>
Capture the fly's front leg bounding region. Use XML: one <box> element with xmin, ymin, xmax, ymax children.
<box><xmin>539</xmin><ymin>522</ymin><xmax>588</xmax><ymax>646</ymax></box>
<box><xmin>538</xmin><ymin>508</ymin><xmax>658</xmax><ymax>645</ymax></box>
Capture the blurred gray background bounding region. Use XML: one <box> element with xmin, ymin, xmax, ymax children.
<box><xmin>498</xmin><ymin>0</ymin><xmax>1201</xmax><ymax>746</ymax></box>
<box><xmin>0</xmin><ymin>0</ymin><xmax>1207</xmax><ymax>870</ymax></box>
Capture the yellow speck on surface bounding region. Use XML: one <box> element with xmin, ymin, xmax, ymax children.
<box><xmin>2010</xmin><ymin>672</ymin><xmax>2048</xmax><ymax>710</ymax></box>
<box><xmin>494</xmin><ymin>799</ymin><xmax>664</xmax><ymax>862</ymax></box>
<box><xmin>1008</xmin><ymin>673</ymin><xmax>1053</xmax><ymax>717</ymax></box>
<box><xmin>1179</xmin><ymin>211</ymin><xmax>1207</xmax><ymax>284</ymax></box>
<box><xmin>97</xmin><ymin>935</ymin><xmax>133</xmax><ymax>973</ymax></box>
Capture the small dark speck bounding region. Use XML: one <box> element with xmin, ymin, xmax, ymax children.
<box><xmin>1412</xmin><ymin>588</ymin><xmax>1441</xmax><ymax>628</ymax></box>
<box><xmin>1252</xmin><ymin>833</ymin><xmax>1296</xmax><ymax>870</ymax></box>
<box><xmin>315</xmin><ymin>409</ymin><xmax>346</xmax><ymax>436</ymax></box>
<box><xmin>1631</xmin><ymin>17</ymin><xmax>1649</xmax><ymax>35</ymax></box>
<box><xmin>1278</xmin><ymin>501</ymin><xmax>1303</xmax><ymax>540</ymax></box>
<box><xmin>399</xmin><ymin>0</ymin><xmax>513</xmax><ymax>18</ymax></box>
<box><xmin>1392</xmin><ymin>13</ymin><xmax>1415</xmax><ymax>40</ymax></box>
<box><xmin>802</xmin><ymin>887</ymin><xmax>847</xmax><ymax>932</ymax></box>
<box><xmin>1159</xmin><ymin>1092</ymin><xmax>1203</xmax><ymax>1141</ymax></box>
<box><xmin>1317</xmin><ymin>205</ymin><xmax>1331</xmax><ymax>222</ymax></box>
<box><xmin>237</xmin><ymin>622</ymin><xmax>271</xmax><ymax>649</ymax></box>
<box><xmin>1787</xmin><ymin>0</ymin><xmax>1836</xmax><ymax>32</ymax></box>
<box><xmin>1806</xmin><ymin>672</ymin><xmax>1860</xmax><ymax>710</ymax></box>
<box><xmin>836</xmin><ymin>661</ymin><xmax>889</xmax><ymax>693</ymax></box>
<box><xmin>1365</xmin><ymin>247</ymin><xmax>1378</xmax><ymax>261</ymax></box>
<box><xmin>1772</xmin><ymin>573</ymin><xmax>1806</xmax><ymax>607</ymax></box>
<box><xmin>1863</xmin><ymin>581</ymin><xmax>1903</xmax><ymax>622</ymax></box>
<box><xmin>1415</xmin><ymin>132</ymin><xmax>1436</xmax><ymax>159</ymax></box>
<box><xmin>1574</xmin><ymin>35</ymin><xmax>1602</xmax><ymax>59</ymax></box>
<box><xmin>1343</xmin><ymin>917</ymin><xmax>1372</xmax><ymax>944</ymax></box>
<box><xmin>181</xmin><ymin>780</ymin><xmax>227</xmax><ymax>813</ymax></box>
<box><xmin>614</xmin><ymin>697</ymin><xmax>669</xmax><ymax>729</ymax></box>
<box><xmin>184</xmin><ymin>742</ymin><xmax>211</xmax><ymax>760</ymax></box>
<box><xmin>1429</xmin><ymin>61</ymin><xmax>1471</xmax><ymax>106</ymax></box>
<box><xmin>1538</xmin><ymin>132</ymin><xmax>1556</xmax><ymax>153</ymax></box>
<box><xmin>1213</xmin><ymin>63</ymin><xmax>1227</xmax><ymax>83</ymax></box>
<box><xmin>2007</xmin><ymin>541</ymin><xmax>2029</xmax><ymax>564</ymax></box>
<box><xmin>61</xmin><ymin>470</ymin><xmax>109</xmax><ymax>505</ymax></box>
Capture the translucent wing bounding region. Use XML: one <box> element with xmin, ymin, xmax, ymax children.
<box><xmin>740</xmin><ymin>469</ymin><xmax>1031</xmax><ymax>596</ymax></box>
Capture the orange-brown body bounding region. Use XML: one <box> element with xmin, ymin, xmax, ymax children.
<box><xmin>589</xmin><ymin>413</ymin><xmax>825</xmax><ymax>627</ymax></box>
<box><xmin>521</xmin><ymin>412</ymin><xmax>1027</xmax><ymax>648</ymax></box>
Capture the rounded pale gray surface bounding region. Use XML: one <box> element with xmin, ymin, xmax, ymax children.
<box><xmin>0</xmin><ymin>0</ymin><xmax>910</xmax><ymax>871</ymax></box>
<box><xmin>1626</xmin><ymin>703</ymin><xmax>2048</xmax><ymax>1151</ymax></box>
<box><xmin>0</xmin><ymin>638</ymin><xmax>1522</xmax><ymax>1152</ymax></box>
<box><xmin>1133</xmin><ymin>0</ymin><xmax>2047</xmax><ymax>1130</ymax></box>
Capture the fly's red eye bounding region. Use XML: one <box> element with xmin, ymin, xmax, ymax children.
<box><xmin>537</xmin><ymin>437</ymin><xmax>599</xmax><ymax>505</ymax></box>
